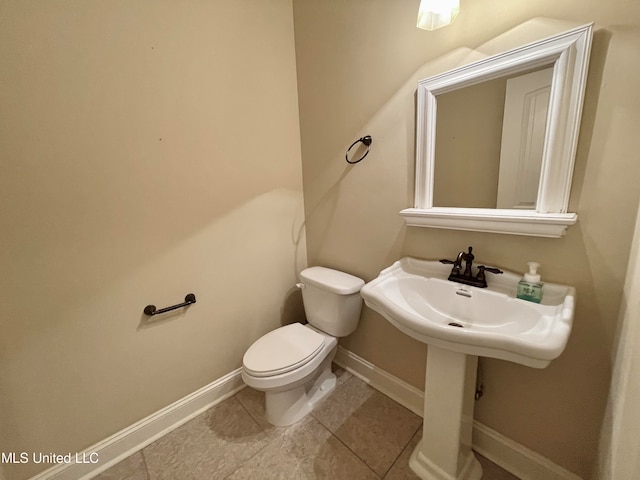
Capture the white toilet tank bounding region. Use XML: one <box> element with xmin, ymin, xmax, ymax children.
<box><xmin>298</xmin><ymin>266</ymin><xmax>365</xmax><ymax>337</ymax></box>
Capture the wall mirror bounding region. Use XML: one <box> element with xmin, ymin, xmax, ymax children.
<box><xmin>400</xmin><ymin>21</ymin><xmax>593</xmax><ymax>237</ymax></box>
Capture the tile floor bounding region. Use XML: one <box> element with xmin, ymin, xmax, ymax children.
<box><xmin>93</xmin><ymin>366</ymin><xmax>519</xmax><ymax>480</ymax></box>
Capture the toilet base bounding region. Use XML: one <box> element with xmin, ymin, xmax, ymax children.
<box><xmin>264</xmin><ymin>352</ymin><xmax>337</xmax><ymax>426</ymax></box>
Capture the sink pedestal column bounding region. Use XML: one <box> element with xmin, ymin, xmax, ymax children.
<box><xmin>409</xmin><ymin>346</ymin><xmax>482</xmax><ymax>480</ymax></box>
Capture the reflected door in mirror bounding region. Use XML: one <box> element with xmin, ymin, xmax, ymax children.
<box><xmin>497</xmin><ymin>68</ymin><xmax>553</xmax><ymax>209</ymax></box>
<box><xmin>432</xmin><ymin>67</ymin><xmax>552</xmax><ymax>210</ymax></box>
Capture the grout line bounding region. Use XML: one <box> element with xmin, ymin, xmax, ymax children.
<box><xmin>323</xmin><ymin>424</ymin><xmax>382</xmax><ymax>479</ymax></box>
<box><xmin>311</xmin><ymin>374</ymin><xmax>419</xmax><ymax>479</ymax></box>
<box><xmin>324</xmin><ymin>372</ymin><xmax>423</xmax><ymax>478</ymax></box>
<box><xmin>221</xmin><ymin>393</ymin><xmax>283</xmax><ymax>479</ymax></box>
<box><xmin>380</xmin><ymin>422</ymin><xmax>423</xmax><ymax>479</ymax></box>
<box><xmin>309</xmin><ymin>375</ymin><xmax>383</xmax><ymax>478</ymax></box>
<box><xmin>233</xmin><ymin>391</ymin><xmax>264</xmax><ymax>429</ymax></box>
<box><xmin>139</xmin><ymin>449</ymin><xmax>151</xmax><ymax>480</ymax></box>
<box><xmin>336</xmin><ymin>359</ymin><xmax>422</xmax><ymax>418</ymax></box>
<box><xmin>308</xmin><ymin>373</ymin><xmax>356</xmax><ymax>428</ymax></box>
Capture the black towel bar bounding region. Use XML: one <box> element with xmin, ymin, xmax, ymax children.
<box><xmin>144</xmin><ymin>293</ymin><xmax>196</xmax><ymax>316</ymax></box>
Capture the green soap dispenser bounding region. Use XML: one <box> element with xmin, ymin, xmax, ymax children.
<box><xmin>517</xmin><ymin>262</ymin><xmax>543</xmax><ymax>303</ymax></box>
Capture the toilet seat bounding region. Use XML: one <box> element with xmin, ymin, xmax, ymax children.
<box><xmin>243</xmin><ymin>323</ymin><xmax>325</xmax><ymax>378</ymax></box>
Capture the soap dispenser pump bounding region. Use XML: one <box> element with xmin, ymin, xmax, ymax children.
<box><xmin>517</xmin><ymin>262</ymin><xmax>543</xmax><ymax>303</ymax></box>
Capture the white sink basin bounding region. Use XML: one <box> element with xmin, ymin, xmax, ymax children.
<box><xmin>361</xmin><ymin>257</ymin><xmax>575</xmax><ymax>368</ymax></box>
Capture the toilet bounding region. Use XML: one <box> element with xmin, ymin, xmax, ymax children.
<box><xmin>242</xmin><ymin>266</ymin><xmax>365</xmax><ymax>426</ymax></box>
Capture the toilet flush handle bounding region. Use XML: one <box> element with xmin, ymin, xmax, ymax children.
<box><xmin>296</xmin><ymin>283</ymin><xmax>305</xmax><ymax>289</ymax></box>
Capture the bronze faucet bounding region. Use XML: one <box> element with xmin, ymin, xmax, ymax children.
<box><xmin>440</xmin><ymin>246</ymin><xmax>503</xmax><ymax>288</ymax></box>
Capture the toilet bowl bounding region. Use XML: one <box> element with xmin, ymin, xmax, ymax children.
<box><xmin>242</xmin><ymin>323</ymin><xmax>338</xmax><ymax>426</ymax></box>
<box><xmin>242</xmin><ymin>267</ymin><xmax>364</xmax><ymax>426</ymax></box>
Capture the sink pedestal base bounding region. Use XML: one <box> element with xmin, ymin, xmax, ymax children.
<box><xmin>409</xmin><ymin>346</ymin><xmax>482</xmax><ymax>480</ymax></box>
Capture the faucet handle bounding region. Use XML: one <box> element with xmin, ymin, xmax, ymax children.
<box><xmin>476</xmin><ymin>265</ymin><xmax>503</xmax><ymax>283</ymax></box>
<box><xmin>440</xmin><ymin>258</ymin><xmax>462</xmax><ymax>275</ymax></box>
<box><xmin>483</xmin><ymin>267</ymin><xmax>503</xmax><ymax>275</ymax></box>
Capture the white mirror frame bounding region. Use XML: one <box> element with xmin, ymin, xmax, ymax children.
<box><xmin>400</xmin><ymin>22</ymin><xmax>593</xmax><ymax>237</ymax></box>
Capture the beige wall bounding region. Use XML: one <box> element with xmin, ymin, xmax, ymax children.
<box><xmin>293</xmin><ymin>0</ymin><xmax>640</xmax><ymax>478</ymax></box>
<box><xmin>3</xmin><ymin>1</ymin><xmax>640</xmax><ymax>479</ymax></box>
<box><xmin>0</xmin><ymin>1</ymin><xmax>304</xmax><ymax>479</ymax></box>
<box><xmin>598</xmin><ymin>199</ymin><xmax>640</xmax><ymax>479</ymax></box>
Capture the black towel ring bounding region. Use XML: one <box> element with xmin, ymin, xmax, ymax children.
<box><xmin>345</xmin><ymin>135</ymin><xmax>372</xmax><ymax>164</ymax></box>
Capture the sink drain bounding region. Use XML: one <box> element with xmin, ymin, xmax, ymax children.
<box><xmin>448</xmin><ymin>322</ymin><xmax>464</xmax><ymax>328</ymax></box>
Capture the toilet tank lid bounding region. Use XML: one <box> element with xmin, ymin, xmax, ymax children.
<box><xmin>299</xmin><ymin>267</ymin><xmax>364</xmax><ymax>295</ymax></box>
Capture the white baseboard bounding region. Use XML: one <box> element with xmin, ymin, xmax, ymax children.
<box><xmin>472</xmin><ymin>423</ymin><xmax>582</xmax><ymax>480</ymax></box>
<box><xmin>27</xmin><ymin>349</ymin><xmax>581</xmax><ymax>480</ymax></box>
<box><xmin>334</xmin><ymin>346</ymin><xmax>583</xmax><ymax>480</ymax></box>
<box><xmin>29</xmin><ymin>368</ymin><xmax>245</xmax><ymax>480</ymax></box>
<box><xmin>334</xmin><ymin>346</ymin><xmax>425</xmax><ymax>417</ymax></box>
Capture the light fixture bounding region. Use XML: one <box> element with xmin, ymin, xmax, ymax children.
<box><xmin>417</xmin><ymin>0</ymin><xmax>460</xmax><ymax>31</ymax></box>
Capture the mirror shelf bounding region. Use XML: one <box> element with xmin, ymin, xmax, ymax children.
<box><xmin>401</xmin><ymin>20</ymin><xmax>593</xmax><ymax>238</ymax></box>
<box><xmin>400</xmin><ymin>207</ymin><xmax>577</xmax><ymax>237</ymax></box>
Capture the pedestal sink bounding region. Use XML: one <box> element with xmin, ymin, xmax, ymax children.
<box><xmin>360</xmin><ymin>257</ymin><xmax>575</xmax><ymax>480</ymax></box>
